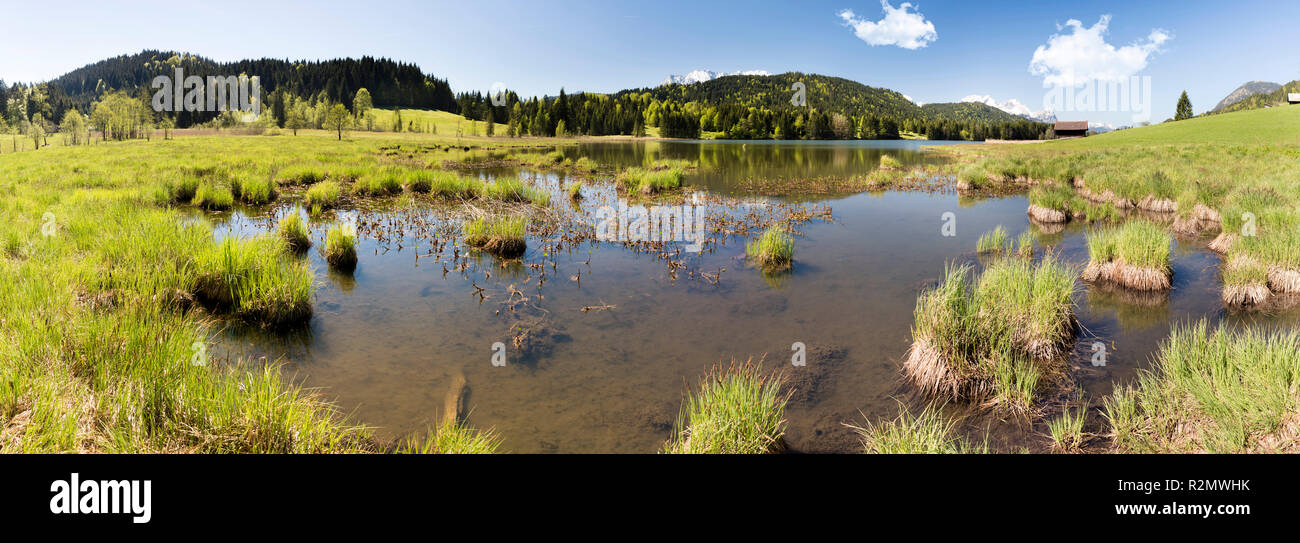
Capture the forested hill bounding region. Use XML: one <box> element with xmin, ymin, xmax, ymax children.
<box><xmin>620</xmin><ymin>72</ymin><xmax>1031</xmax><ymax>124</ymax></box>
<box><xmin>45</xmin><ymin>50</ymin><xmax>456</xmax><ymax>114</ymax></box>
<box><xmin>622</xmin><ymin>73</ymin><xmax>919</xmax><ymax>119</ymax></box>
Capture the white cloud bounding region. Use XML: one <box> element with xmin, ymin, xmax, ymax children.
<box><xmin>1029</xmin><ymin>15</ymin><xmax>1170</xmax><ymax>87</ymax></box>
<box><xmin>903</xmin><ymin>94</ymin><xmax>924</xmax><ymax>106</ymax></box>
<box><xmin>838</xmin><ymin>1</ymin><xmax>937</xmax><ymax>50</ymax></box>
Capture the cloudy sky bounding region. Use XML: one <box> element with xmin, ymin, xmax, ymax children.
<box><xmin>3</xmin><ymin>0</ymin><xmax>1298</xmax><ymax>125</ymax></box>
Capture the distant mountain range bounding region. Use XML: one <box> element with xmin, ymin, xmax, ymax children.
<box><xmin>660</xmin><ymin>69</ymin><xmax>772</xmax><ymax>86</ymax></box>
<box><xmin>1212</xmin><ymin>81</ymin><xmax>1282</xmax><ymax>112</ymax></box>
<box><xmin>959</xmin><ymin>94</ymin><xmax>1057</xmax><ymax>123</ymax></box>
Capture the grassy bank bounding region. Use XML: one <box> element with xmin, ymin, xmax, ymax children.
<box><xmin>1104</xmin><ymin>321</ymin><xmax>1300</xmax><ymax>453</ymax></box>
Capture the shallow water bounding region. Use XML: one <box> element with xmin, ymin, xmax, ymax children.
<box><xmin>205</xmin><ymin>139</ymin><xmax>1300</xmax><ymax>453</ymax></box>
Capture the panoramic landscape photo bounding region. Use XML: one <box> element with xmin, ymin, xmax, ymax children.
<box><xmin>2</xmin><ymin>0</ymin><xmax>1299</xmax><ymax>456</ymax></box>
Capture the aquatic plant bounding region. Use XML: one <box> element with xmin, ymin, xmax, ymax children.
<box><xmin>905</xmin><ymin>257</ymin><xmax>1076</xmax><ymax>412</ymax></box>
<box><xmin>277</xmin><ymin>211</ymin><xmax>311</xmax><ymax>252</ymax></box>
<box><xmin>395</xmin><ymin>420</ymin><xmax>501</xmax><ymax>454</ymax></box>
<box><xmin>322</xmin><ymin>224</ymin><xmax>358</xmax><ymax>271</ymax></box>
<box><xmin>850</xmin><ymin>403</ymin><xmax>986</xmax><ymax>454</ymax></box>
<box><xmin>1083</xmin><ymin>221</ymin><xmax>1172</xmax><ymax>291</ymax></box>
<box><xmin>976</xmin><ymin>226</ymin><xmax>1010</xmax><ymax>254</ymax></box>
<box><xmin>1048</xmin><ymin>403</ymin><xmax>1087</xmax><ymax>451</ymax></box>
<box><xmin>194</xmin><ymin>236</ymin><xmax>314</xmax><ymax>327</ymax></box>
<box><xmin>1104</xmin><ymin>321</ymin><xmax>1300</xmax><ymax>453</ymax></box>
<box><xmin>462</xmin><ymin>215</ymin><xmax>527</xmax><ymax>258</ymax></box>
<box><xmin>192</xmin><ymin>183</ymin><xmax>234</xmax><ymax>210</ymax></box>
<box><xmin>233</xmin><ymin>173</ymin><xmax>277</xmax><ymax>205</ymax></box>
<box><xmin>878</xmin><ymin>154</ymin><xmax>904</xmax><ymax>170</ymax></box>
<box><xmin>352</xmin><ymin>170</ymin><xmax>404</xmax><ymax>196</ymax></box>
<box><xmin>304</xmin><ymin>180</ymin><xmax>343</xmax><ymax>210</ymax></box>
<box><xmin>745</xmin><ymin>226</ymin><xmax>794</xmax><ymax>269</ymax></box>
<box><xmin>567</xmin><ymin>181</ymin><xmax>583</xmax><ymax>200</ymax></box>
<box><xmin>665</xmin><ymin>361</ymin><xmax>787</xmax><ymax>454</ymax></box>
<box><xmin>276</xmin><ymin>163</ymin><xmax>328</xmax><ymax>185</ymax></box>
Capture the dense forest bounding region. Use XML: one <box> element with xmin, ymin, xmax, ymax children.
<box><xmin>1</xmin><ymin>51</ymin><xmax>1049</xmax><ymax>141</ymax></box>
<box><xmin>1</xmin><ymin>51</ymin><xmax>454</xmax><ymax>129</ymax></box>
<box><xmin>450</xmin><ymin>72</ymin><xmax>1050</xmax><ymax>141</ymax></box>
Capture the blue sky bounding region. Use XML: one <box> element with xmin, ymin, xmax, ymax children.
<box><xmin>4</xmin><ymin>0</ymin><xmax>1298</xmax><ymax>125</ymax></box>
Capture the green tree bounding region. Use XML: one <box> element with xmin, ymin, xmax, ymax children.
<box><xmin>287</xmin><ymin>100</ymin><xmax>308</xmax><ymax>135</ymax></box>
<box><xmin>29</xmin><ymin>113</ymin><xmax>47</xmax><ymax>148</ymax></box>
<box><xmin>353</xmin><ymin>88</ymin><xmax>372</xmax><ymax>121</ymax></box>
<box><xmin>326</xmin><ymin>103</ymin><xmax>351</xmax><ymax>140</ymax></box>
<box><xmin>60</xmin><ymin>110</ymin><xmax>86</xmax><ymax>145</ymax></box>
<box><xmin>1175</xmin><ymin>91</ymin><xmax>1194</xmax><ymax>121</ymax></box>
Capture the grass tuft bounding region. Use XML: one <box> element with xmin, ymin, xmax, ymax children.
<box><xmin>665</xmin><ymin>361</ymin><xmax>787</xmax><ymax>454</ymax></box>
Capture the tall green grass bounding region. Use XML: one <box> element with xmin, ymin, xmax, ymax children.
<box><xmin>1105</xmin><ymin>321</ymin><xmax>1300</xmax><ymax>453</ymax></box>
<box><xmin>322</xmin><ymin>224</ymin><xmax>358</xmax><ymax>271</ymax></box>
<box><xmin>192</xmin><ymin>183</ymin><xmax>234</xmax><ymax>211</ymax></box>
<box><xmin>665</xmin><ymin>362</ymin><xmax>787</xmax><ymax>454</ymax></box>
<box><xmin>304</xmin><ymin>180</ymin><xmax>343</xmax><ymax>210</ymax></box>
<box><xmin>851</xmin><ymin>403</ymin><xmax>986</xmax><ymax>454</ymax></box>
<box><xmin>745</xmin><ymin>227</ymin><xmax>794</xmax><ymax>268</ymax></box>
<box><xmin>395</xmin><ymin>420</ymin><xmax>501</xmax><ymax>454</ymax></box>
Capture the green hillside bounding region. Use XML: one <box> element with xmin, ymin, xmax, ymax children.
<box><xmin>1046</xmin><ymin>103</ymin><xmax>1300</xmax><ymax>148</ymax></box>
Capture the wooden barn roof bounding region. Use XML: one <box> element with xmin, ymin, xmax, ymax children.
<box><xmin>1054</xmin><ymin>121</ymin><xmax>1089</xmax><ymax>131</ymax></box>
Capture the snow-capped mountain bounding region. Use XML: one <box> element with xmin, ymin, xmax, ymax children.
<box><xmin>960</xmin><ymin>94</ymin><xmax>1056</xmax><ymax>123</ymax></box>
<box><xmin>660</xmin><ymin>69</ymin><xmax>772</xmax><ymax>86</ymax></box>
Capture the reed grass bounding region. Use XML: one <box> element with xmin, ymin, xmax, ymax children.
<box><xmin>395</xmin><ymin>420</ymin><xmax>501</xmax><ymax>454</ymax></box>
<box><xmin>1083</xmin><ymin>221</ymin><xmax>1172</xmax><ymax>291</ymax></box>
<box><xmin>850</xmin><ymin>403</ymin><xmax>986</xmax><ymax>454</ymax></box>
<box><xmin>304</xmin><ymin>180</ymin><xmax>343</xmax><ymax>210</ymax></box>
<box><xmin>277</xmin><ymin>211</ymin><xmax>311</xmax><ymax>252</ymax></box>
<box><xmin>1104</xmin><ymin>321</ymin><xmax>1300</xmax><ymax>453</ymax></box>
<box><xmin>665</xmin><ymin>361</ymin><xmax>787</xmax><ymax>454</ymax></box>
<box><xmin>905</xmin><ymin>257</ymin><xmax>1076</xmax><ymax>411</ymax></box>
<box><xmin>322</xmin><ymin>224</ymin><xmax>358</xmax><ymax>271</ymax></box>
<box><xmin>745</xmin><ymin>226</ymin><xmax>794</xmax><ymax>269</ymax></box>
<box><xmin>463</xmin><ymin>215</ymin><xmax>527</xmax><ymax>258</ymax></box>
<box><xmin>192</xmin><ymin>183</ymin><xmax>234</xmax><ymax>210</ymax></box>
<box><xmin>976</xmin><ymin>226</ymin><xmax>1010</xmax><ymax>254</ymax></box>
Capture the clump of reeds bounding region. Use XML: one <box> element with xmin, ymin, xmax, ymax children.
<box><xmin>1048</xmin><ymin>402</ymin><xmax>1087</xmax><ymax>451</ymax></box>
<box><xmin>192</xmin><ymin>183</ymin><xmax>234</xmax><ymax>210</ymax></box>
<box><xmin>482</xmin><ymin>178</ymin><xmax>549</xmax><ymax>205</ymax></box>
<box><xmin>304</xmin><ymin>180</ymin><xmax>342</xmax><ymax>210</ymax></box>
<box><xmin>1103</xmin><ymin>321</ymin><xmax>1300</xmax><ymax>453</ymax></box>
<box><xmin>276</xmin><ymin>164</ymin><xmax>328</xmax><ymax>185</ymax></box>
<box><xmin>322</xmin><ymin>224</ymin><xmax>358</xmax><ymax>272</ymax></box>
<box><xmin>1221</xmin><ymin>256</ymin><xmax>1270</xmax><ymax>308</ymax></box>
<box><xmin>849</xmin><ymin>402</ymin><xmax>986</xmax><ymax>454</ymax></box>
<box><xmin>169</xmin><ymin>174</ymin><xmax>200</xmax><ymax>203</ymax></box>
<box><xmin>567</xmin><ymin>181</ymin><xmax>583</xmax><ymax>200</ymax></box>
<box><xmin>395</xmin><ymin>420</ymin><xmax>501</xmax><ymax>454</ymax></box>
<box><xmin>193</xmin><ymin>236</ymin><xmax>314</xmax><ymax>328</ymax></box>
<box><xmin>618</xmin><ymin>165</ymin><xmax>685</xmax><ymax>194</ymax></box>
<box><xmin>955</xmin><ymin>164</ymin><xmax>988</xmax><ymax>190</ymax></box>
<box><xmin>425</xmin><ymin>171</ymin><xmax>483</xmax><ymax>199</ymax></box>
<box><xmin>404</xmin><ymin>170</ymin><xmax>435</xmax><ymax>193</ymax></box>
<box><xmin>277</xmin><ymin>211</ymin><xmax>311</xmax><ymax>252</ymax></box>
<box><xmin>462</xmin><ymin>215</ymin><xmax>527</xmax><ymax>258</ymax></box>
<box><xmin>745</xmin><ymin>226</ymin><xmax>794</xmax><ymax>270</ymax></box>
<box><xmin>878</xmin><ymin>154</ymin><xmax>904</xmax><ymax>170</ymax></box>
<box><xmin>976</xmin><ymin>226</ymin><xmax>1010</xmax><ymax>254</ymax></box>
<box><xmin>352</xmin><ymin>170</ymin><xmax>404</xmax><ymax>196</ymax></box>
<box><xmin>1082</xmin><ymin>221</ymin><xmax>1173</xmax><ymax>291</ymax></box>
<box><xmin>1015</xmin><ymin>231</ymin><xmax>1035</xmax><ymax>258</ymax></box>
<box><xmin>233</xmin><ymin>173</ymin><xmax>277</xmax><ymax>205</ymax></box>
<box><xmin>905</xmin><ymin>257</ymin><xmax>1076</xmax><ymax>412</ymax></box>
<box><xmin>665</xmin><ymin>360</ymin><xmax>787</xmax><ymax>454</ymax></box>
<box><xmin>1026</xmin><ymin>183</ymin><xmax>1074</xmax><ymax>223</ymax></box>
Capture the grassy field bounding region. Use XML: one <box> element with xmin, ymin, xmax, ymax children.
<box><xmin>0</xmin><ymin>130</ymin><xmax>561</xmax><ymax>453</ymax></box>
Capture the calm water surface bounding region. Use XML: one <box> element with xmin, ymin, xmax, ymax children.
<box><xmin>206</xmin><ymin>140</ymin><xmax>1299</xmax><ymax>453</ymax></box>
